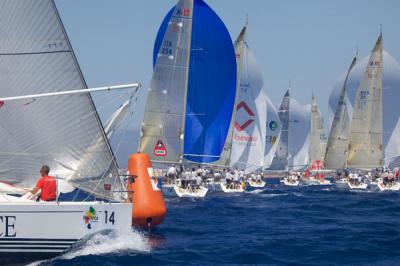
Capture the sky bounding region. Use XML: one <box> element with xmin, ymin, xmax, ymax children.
<box><xmin>54</xmin><ymin>0</ymin><xmax>400</xmax><ymax>165</ymax></box>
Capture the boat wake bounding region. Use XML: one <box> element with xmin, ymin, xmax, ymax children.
<box><xmin>29</xmin><ymin>229</ymin><xmax>151</xmax><ymax>265</ymax></box>
<box><xmin>245</xmin><ymin>189</ymin><xmax>264</xmax><ymax>194</ymax></box>
<box><xmin>62</xmin><ymin>229</ymin><xmax>151</xmax><ymax>259</ymax></box>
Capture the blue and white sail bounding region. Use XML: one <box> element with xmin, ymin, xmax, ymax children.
<box><xmin>140</xmin><ymin>0</ymin><xmax>236</xmax><ymax>164</ymax></box>
<box><xmin>229</xmin><ymin>26</ymin><xmax>268</xmax><ymax>173</ymax></box>
<box><xmin>347</xmin><ymin>34</ymin><xmax>383</xmax><ymax>169</ymax></box>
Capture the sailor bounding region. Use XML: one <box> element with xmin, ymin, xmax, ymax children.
<box><xmin>167</xmin><ymin>164</ymin><xmax>177</xmax><ymax>182</ymax></box>
<box><xmin>31</xmin><ymin>165</ymin><xmax>56</xmax><ymax>201</ymax></box>
<box><xmin>225</xmin><ymin>170</ymin><xmax>233</xmax><ymax>186</ymax></box>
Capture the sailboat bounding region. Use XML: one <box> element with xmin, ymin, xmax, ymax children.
<box><xmin>328</xmin><ymin>36</ymin><xmax>400</xmax><ymax>171</ymax></box>
<box><xmin>140</xmin><ymin>0</ymin><xmax>237</xmax><ymax>197</ymax></box>
<box><xmin>0</xmin><ymin>0</ymin><xmax>136</xmax><ymax>262</ymax></box>
<box><xmin>0</xmin><ymin>1</ymin><xmax>168</xmax><ymax>263</ymax></box>
<box><xmin>305</xmin><ymin>95</ymin><xmax>330</xmax><ymax>185</ymax></box>
<box><xmin>224</xmin><ymin>24</ymin><xmax>268</xmax><ymax>190</ymax></box>
<box><xmin>347</xmin><ymin>34</ymin><xmax>383</xmax><ymax>189</ymax></box>
<box><xmin>270</xmin><ymin>90</ymin><xmax>310</xmax><ymax>186</ymax></box>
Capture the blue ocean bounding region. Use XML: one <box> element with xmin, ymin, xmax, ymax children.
<box><xmin>37</xmin><ymin>180</ymin><xmax>400</xmax><ymax>266</ymax></box>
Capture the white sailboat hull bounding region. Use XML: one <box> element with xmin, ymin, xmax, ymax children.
<box><xmin>173</xmin><ymin>185</ymin><xmax>208</xmax><ymax>198</ymax></box>
<box><xmin>248</xmin><ymin>180</ymin><xmax>266</xmax><ymax>188</ymax></box>
<box><xmin>378</xmin><ymin>182</ymin><xmax>400</xmax><ymax>191</ymax></box>
<box><xmin>0</xmin><ymin>199</ymin><xmax>132</xmax><ymax>263</ymax></box>
<box><xmin>347</xmin><ymin>181</ymin><xmax>368</xmax><ymax>190</ymax></box>
<box><xmin>220</xmin><ymin>183</ymin><xmax>245</xmax><ymax>193</ymax></box>
<box><xmin>318</xmin><ymin>179</ymin><xmax>332</xmax><ymax>185</ymax></box>
<box><xmin>283</xmin><ymin>178</ymin><xmax>300</xmax><ymax>187</ymax></box>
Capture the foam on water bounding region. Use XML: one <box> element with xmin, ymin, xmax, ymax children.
<box><xmin>61</xmin><ymin>229</ymin><xmax>150</xmax><ymax>260</ymax></box>
<box><xmin>245</xmin><ymin>189</ymin><xmax>264</xmax><ymax>194</ymax></box>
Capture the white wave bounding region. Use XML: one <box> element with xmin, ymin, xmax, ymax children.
<box><xmin>293</xmin><ymin>192</ymin><xmax>304</xmax><ymax>197</ymax></box>
<box><xmin>246</xmin><ymin>189</ymin><xmax>264</xmax><ymax>194</ymax></box>
<box><xmin>261</xmin><ymin>193</ymin><xmax>288</xmax><ymax>198</ymax></box>
<box><xmin>61</xmin><ymin>229</ymin><xmax>151</xmax><ymax>260</ymax></box>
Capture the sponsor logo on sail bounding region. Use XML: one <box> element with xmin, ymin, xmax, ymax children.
<box><xmin>235</xmin><ymin>101</ymin><xmax>255</xmax><ymax>132</ymax></box>
<box><xmin>154</xmin><ymin>140</ymin><xmax>167</xmax><ymax>157</ymax></box>
<box><xmin>83</xmin><ymin>207</ymin><xmax>98</xmax><ymax>229</ymax></box>
<box><xmin>175</xmin><ymin>7</ymin><xmax>190</xmax><ymax>17</ymax></box>
<box><xmin>269</xmin><ymin>121</ymin><xmax>278</xmax><ymax>131</ymax></box>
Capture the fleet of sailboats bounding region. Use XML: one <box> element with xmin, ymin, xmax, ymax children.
<box><xmin>0</xmin><ymin>0</ymin><xmax>399</xmax><ymax>263</ymax></box>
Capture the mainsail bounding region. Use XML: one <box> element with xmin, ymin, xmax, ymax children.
<box><xmin>289</xmin><ymin>101</ymin><xmax>310</xmax><ymax>170</ymax></box>
<box><xmin>347</xmin><ymin>34</ymin><xmax>383</xmax><ymax>169</ymax></box>
<box><xmin>269</xmin><ymin>90</ymin><xmax>290</xmax><ymax>170</ymax></box>
<box><xmin>264</xmin><ymin>96</ymin><xmax>281</xmax><ymax>169</ymax></box>
<box><xmin>229</xmin><ymin>25</ymin><xmax>268</xmax><ymax>173</ymax></box>
<box><xmin>324</xmin><ymin>56</ymin><xmax>357</xmax><ymax>169</ymax></box>
<box><xmin>0</xmin><ymin>0</ymin><xmax>122</xmax><ymax>200</ymax></box>
<box><xmin>309</xmin><ymin>95</ymin><xmax>327</xmax><ymax>166</ymax></box>
<box><xmin>141</xmin><ymin>0</ymin><xmax>236</xmax><ymax>164</ymax></box>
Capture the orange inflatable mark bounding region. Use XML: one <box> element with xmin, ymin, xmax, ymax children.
<box><xmin>127</xmin><ymin>153</ymin><xmax>166</xmax><ymax>229</ymax></box>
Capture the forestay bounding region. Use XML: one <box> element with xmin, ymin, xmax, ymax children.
<box><xmin>0</xmin><ymin>0</ymin><xmax>123</xmax><ymax>200</ymax></box>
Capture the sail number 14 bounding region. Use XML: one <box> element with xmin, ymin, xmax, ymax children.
<box><xmin>104</xmin><ymin>211</ymin><xmax>115</xmax><ymax>225</ymax></box>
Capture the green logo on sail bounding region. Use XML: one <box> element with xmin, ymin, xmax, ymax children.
<box><xmin>269</xmin><ymin>121</ymin><xmax>278</xmax><ymax>131</ymax></box>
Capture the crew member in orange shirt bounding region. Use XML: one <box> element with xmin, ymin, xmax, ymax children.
<box><xmin>32</xmin><ymin>165</ymin><xmax>57</xmax><ymax>201</ymax></box>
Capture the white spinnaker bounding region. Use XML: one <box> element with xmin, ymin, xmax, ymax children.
<box><xmin>229</xmin><ymin>26</ymin><xmax>267</xmax><ymax>173</ymax></box>
<box><xmin>324</xmin><ymin>56</ymin><xmax>357</xmax><ymax>169</ymax></box>
<box><xmin>347</xmin><ymin>35</ymin><xmax>383</xmax><ymax>169</ymax></box>
<box><xmin>385</xmin><ymin>118</ymin><xmax>400</xmax><ymax>167</ymax></box>
<box><xmin>269</xmin><ymin>90</ymin><xmax>290</xmax><ymax>171</ymax></box>
<box><xmin>289</xmin><ymin>102</ymin><xmax>311</xmax><ymax>170</ymax></box>
<box><xmin>309</xmin><ymin>95</ymin><xmax>327</xmax><ymax>164</ymax></box>
<box><xmin>0</xmin><ymin>0</ymin><xmax>122</xmax><ymax>200</ymax></box>
<box><xmin>139</xmin><ymin>0</ymin><xmax>193</xmax><ymax>164</ymax></box>
<box><xmin>264</xmin><ymin>96</ymin><xmax>281</xmax><ymax>168</ymax></box>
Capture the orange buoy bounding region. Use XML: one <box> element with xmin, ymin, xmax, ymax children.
<box><xmin>127</xmin><ymin>152</ymin><xmax>166</xmax><ymax>229</ymax></box>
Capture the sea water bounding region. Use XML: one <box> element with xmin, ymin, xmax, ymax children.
<box><xmin>37</xmin><ymin>179</ymin><xmax>400</xmax><ymax>265</ymax></box>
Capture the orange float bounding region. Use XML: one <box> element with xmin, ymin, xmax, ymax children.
<box><xmin>126</xmin><ymin>152</ymin><xmax>166</xmax><ymax>229</ymax></box>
